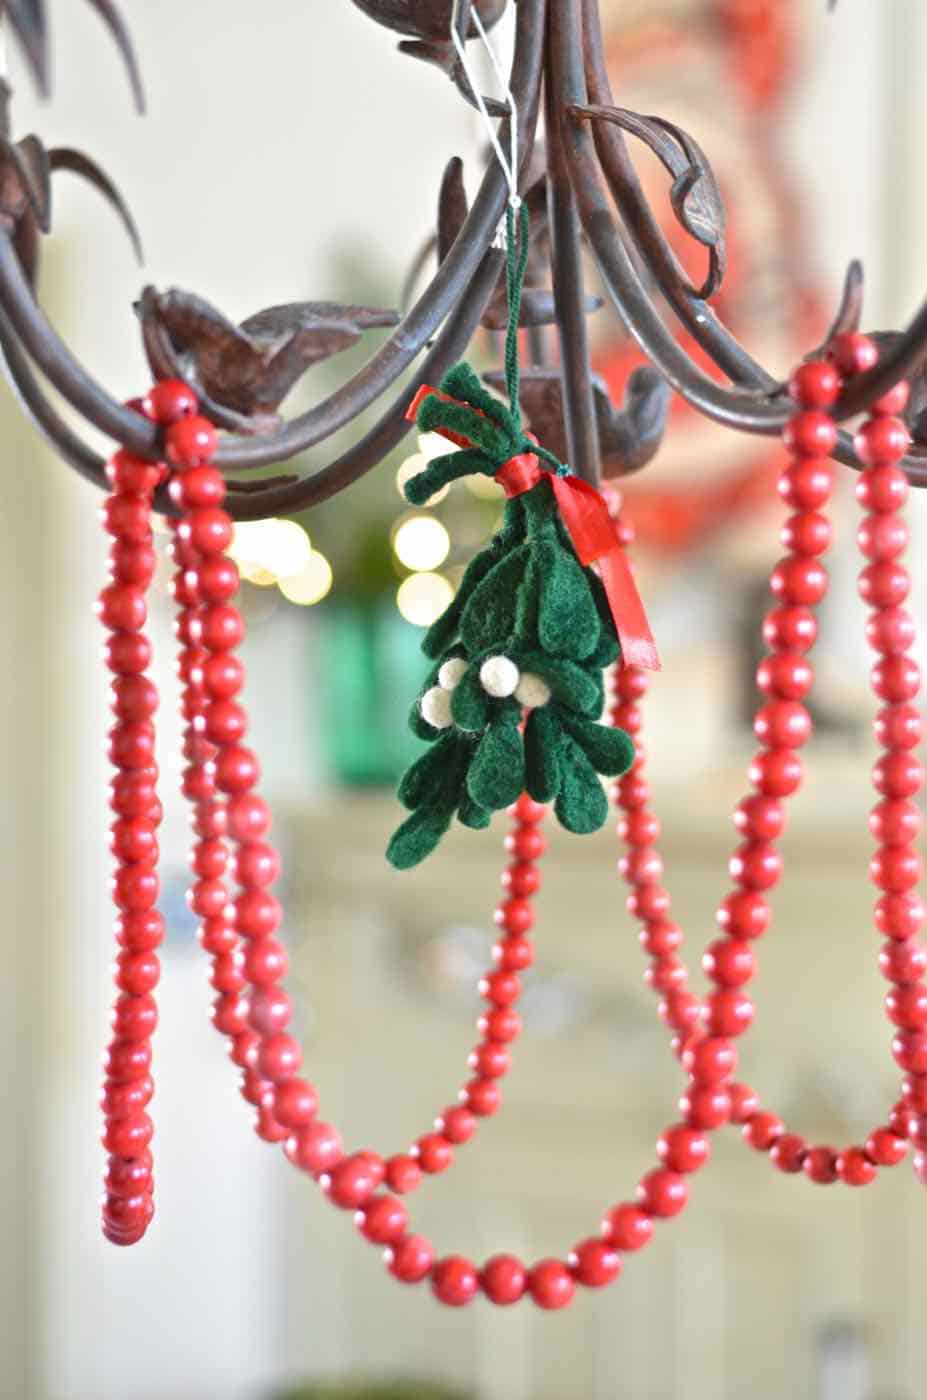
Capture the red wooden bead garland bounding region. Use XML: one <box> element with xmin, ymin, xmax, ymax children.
<box><xmin>99</xmin><ymin>429</ymin><xmax>165</xmax><ymax>1246</ymax></box>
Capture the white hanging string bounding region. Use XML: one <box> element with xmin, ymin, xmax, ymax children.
<box><xmin>449</xmin><ymin>0</ymin><xmax>521</xmax><ymax>245</ymax></box>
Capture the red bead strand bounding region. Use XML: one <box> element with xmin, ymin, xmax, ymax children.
<box><xmin>99</xmin><ymin>434</ymin><xmax>166</xmax><ymax>1247</ymax></box>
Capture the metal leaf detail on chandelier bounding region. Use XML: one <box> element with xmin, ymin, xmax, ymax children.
<box><xmin>437</xmin><ymin>156</ymin><xmax>601</xmax><ymax>330</ymax></box>
<box><xmin>571</xmin><ymin>104</ymin><xmax>727</xmax><ymax>301</ymax></box>
<box><xmin>483</xmin><ymin>365</ymin><xmax>670</xmax><ymax>479</ymax></box>
<box><xmin>0</xmin><ymin>86</ymin><xmax>142</xmax><ymax>286</ymax></box>
<box><xmin>135</xmin><ymin>289</ymin><xmax>399</xmax><ymax>433</ymax></box>
<box><xmin>0</xmin><ymin>0</ymin><xmax>145</xmax><ymax>111</ymax></box>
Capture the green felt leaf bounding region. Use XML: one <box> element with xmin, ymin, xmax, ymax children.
<box><xmin>387</xmin><ymin>798</ymin><xmax>458</xmax><ymax>870</ymax></box>
<box><xmin>554</xmin><ymin>734</ymin><xmax>609</xmax><ymax>834</ymax></box>
<box><xmin>460</xmin><ymin>542</ymin><xmax>531</xmax><ymax>654</ymax></box>
<box><xmin>586</xmin><ymin>570</ymin><xmax>621</xmax><ymax>668</ymax></box>
<box><xmin>404</xmin><ymin>448</ymin><xmax>488</xmax><ymax>508</ymax></box>
<box><xmin>450</xmin><ymin>661</ymin><xmax>491</xmax><ymax>732</ymax></box>
<box><xmin>458</xmin><ymin>794</ymin><xmax>492</xmax><ymax>830</ymax></box>
<box><xmin>397</xmin><ymin>730</ymin><xmax>464</xmax><ymax>811</ymax></box>
<box><xmin>524</xmin><ymin>705</ymin><xmax>563</xmax><ymax>803</ymax></box>
<box><xmin>587</xmin><ymin>625</ymin><xmax>621</xmax><ymax>671</ymax></box>
<box><xmin>513</xmin><ymin>553</ymin><xmax>542</xmax><ymax>651</ymax></box>
<box><xmin>562</xmin><ymin>712</ymin><xmax>635</xmax><ymax>776</ymax></box>
<box><xmin>515</xmin><ymin>650</ymin><xmax>601</xmax><ymax>717</ymax></box>
<box><xmin>535</xmin><ymin>538</ymin><xmax>600</xmax><ymax>661</ymax></box>
<box><xmin>441</xmin><ymin>363</ymin><xmax>513</xmax><ymax>435</ymax></box>
<box><xmin>467</xmin><ymin>709</ymin><xmax>525</xmax><ymax>811</ymax></box>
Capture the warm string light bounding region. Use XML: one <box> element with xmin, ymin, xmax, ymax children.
<box><xmin>392</xmin><ymin>432</ymin><xmax>460</xmax><ymax>626</ymax></box>
<box><xmin>228</xmin><ymin>518</ymin><xmax>332</xmax><ymax>608</ymax></box>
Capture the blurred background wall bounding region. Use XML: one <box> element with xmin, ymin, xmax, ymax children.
<box><xmin>2</xmin><ymin>3</ymin><xmax>927</xmax><ymax>1398</ymax></box>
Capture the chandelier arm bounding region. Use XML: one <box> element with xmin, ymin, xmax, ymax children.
<box><xmin>545</xmin><ymin>3</ymin><xmax>601</xmax><ymax>487</ymax></box>
<box><xmin>222</xmin><ymin>245</ymin><xmax>505</xmax><ymax>520</ymax></box>
<box><xmin>579</xmin><ymin>0</ymin><xmax>778</xmax><ymax>393</ymax></box>
<box><xmin>835</xmin><ymin>297</ymin><xmax>927</xmax><ymax>417</ymax></box>
<box><xmin>0</xmin><ymin>0</ymin><xmax>547</xmax><ymax>474</ymax></box>
<box><xmin>0</xmin><ymin>305</ymin><xmax>109</xmax><ymax>489</ymax></box>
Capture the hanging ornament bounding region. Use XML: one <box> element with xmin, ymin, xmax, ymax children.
<box><xmin>386</xmin><ymin>204</ymin><xmax>656</xmax><ymax>869</ymax></box>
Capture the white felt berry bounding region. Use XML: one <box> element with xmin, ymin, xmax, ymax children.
<box><xmin>479</xmin><ymin>655</ymin><xmax>521</xmax><ymax>698</ymax></box>
<box><xmin>515</xmin><ymin>672</ymin><xmax>552</xmax><ymax>709</ymax></box>
<box><xmin>420</xmin><ymin>685</ymin><xmax>453</xmax><ymax>730</ymax></box>
<box><xmin>438</xmin><ymin>657</ymin><xmax>468</xmax><ymax>692</ymax></box>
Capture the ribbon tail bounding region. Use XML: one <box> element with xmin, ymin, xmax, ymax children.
<box><xmin>598</xmin><ymin>547</ymin><xmax>660</xmax><ymax>672</ymax></box>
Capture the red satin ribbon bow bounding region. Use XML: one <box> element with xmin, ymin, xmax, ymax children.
<box><xmin>407</xmin><ymin>385</ymin><xmax>660</xmax><ymax>671</ymax></box>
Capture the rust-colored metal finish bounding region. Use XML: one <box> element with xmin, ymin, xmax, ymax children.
<box><xmin>1</xmin><ymin>0</ymin><xmax>927</xmax><ymax>515</ymax></box>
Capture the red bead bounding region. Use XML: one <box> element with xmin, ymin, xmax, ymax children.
<box><xmin>703</xmin><ymin>938</ymin><xmax>755</xmax><ymax>987</ymax></box>
<box><xmin>210</xmin><ymin>952</ymin><xmax>244</xmax><ymax>995</ymax></box>
<box><xmin>873</xmin><ymin>382</ymin><xmax>911</xmax><ymax>417</ymax></box>
<box><xmin>881</xmin><ymin>939</ymin><xmax>927</xmax><ymax>985</ymax></box>
<box><xmin>196</xmin><ymin>555</ymin><xmax>240</xmax><ymax>603</ymax></box>
<box><xmin>254</xmin><ymin>1106</ymin><xmax>289</xmax><ymax>1143</ymax></box>
<box><xmin>860</xmin><ymin>561</ymin><xmax>911</xmax><ymax>610</ymax></box>
<box><xmin>872</xmin><ymin>754</ymin><xmax>923</xmax><ymax>801</ymax></box>
<box><xmin>105</xmin><ymin>633</ymin><xmax>152</xmax><ymax>675</ymax></box>
<box><xmin>438</xmin><ymin>1106</ymin><xmax>476</xmax><ymax>1144</ymax></box>
<box><xmin>756</xmin><ymin>653</ymin><xmax>814</xmax><ymax>704</ymax></box>
<box><xmin>111</xmin><ymin>864</ymin><xmax>159</xmax><ymax>912</ymax></box>
<box><xmin>717</xmin><ymin>890</ymin><xmax>771</xmax><ymax>940</ymax></box>
<box><xmin>114</xmin><ymin>951</ymin><xmax>160</xmax><ymax>996</ymax></box>
<box><xmin>108</xmin><ymin>720</ymin><xmax>156</xmax><ymax>771</ymax></box>
<box><xmin>680</xmin><ymin>1086</ymin><xmax>731</xmax><ymax>1130</ymax></box>
<box><xmin>804</xmin><ymin>1146</ymin><xmax>839</xmax><ymax>1184</ymax></box>
<box><xmin>189</xmin><ymin>879</ymin><xmax>228</xmax><ymax>919</ymax></box>
<box><xmin>325</xmin><ymin>1153</ymin><xmax>384</xmax><ymax>1209</ymax></box>
<box><xmin>854</xmin><ymin>416</ymin><xmax>910</xmax><ymax>467</ymax></box>
<box><xmin>749</xmin><ymin>749</ymin><xmax>803</xmax><ymax>797</ymax></box>
<box><xmin>707</xmin><ymin>989</ymin><xmax>755</xmax><ymax>1038</ymax></box>
<box><xmin>836</xmin><ymin>1146</ymin><xmax>877</xmax><ymax>1187</ymax></box>
<box><xmin>478</xmin><ymin>1007</ymin><xmax>521</xmax><ymax>1043</ymax></box>
<box><xmin>235</xmin><ymin>890</ymin><xmax>281</xmax><ymax>938</ymax></box>
<box><xmin>570</xmin><ymin>1238</ymin><xmax>621</xmax><ymax>1288</ymax></box>
<box><xmin>493</xmin><ymin>937</ymin><xmax>533</xmax><ymax>972</ymax></box>
<box><xmin>770</xmin><ymin>557</ymin><xmax>828</xmax><ymax>607</ymax></box>
<box><xmin>830</xmin><ymin>332</ymin><xmax>878</xmax><ymax>376</ymax></box>
<box><xmin>110</xmin><ymin>675</ymin><xmax>159</xmax><ymax>721</ymax></box>
<box><xmin>743</xmin><ymin>1112</ymin><xmax>784</xmax><ymax>1151</ymax></box>
<box><xmin>619</xmin><ymin>810</ymin><xmax>661</xmax><ymax>845</ymax></box>
<box><xmin>200</xmin><ymin>604</ymin><xmax>245</xmax><ymax>653</ymax></box>
<box><xmin>858</xmin><ymin>514</ymin><xmax>909</xmax><ymax>562</ymax></box>
<box><xmin>110</xmin><ymin>817</ymin><xmax>158</xmax><ymax>865</ymax></box>
<box><xmin>510</xmin><ymin>795</ymin><xmax>546</xmax><ymax>824</ymax></box>
<box><xmin>870</xmin><ymin>800</ymin><xmax>922</xmax><ymax>852</ymax></box>
<box><xmin>203</xmin><ymin>652</ymin><xmax>245</xmax><ymax>699</ymax></box>
<box><xmin>273</xmin><ymin>1078</ymin><xmax>318</xmax><ymax>1128</ymax></box>
<box><xmin>106</xmin><ymin>449</ymin><xmax>163</xmax><ymax>495</ymax></box>
<box><xmin>239</xmin><ymin>1068</ymin><xmax>274</xmax><ymax>1108</ymax></box>
<box><xmin>464</xmin><ymin>1078</ymin><xmax>502</xmax><ymax>1116</ymax></box>
<box><xmin>730</xmin><ymin>842</ymin><xmax>783</xmax><ymax>891</ymax></box>
<box><xmin>101</xmin><ymin>1074</ymin><xmax>154</xmax><ymax>1119</ymax></box>
<box><xmin>385</xmin><ymin>1154</ymin><xmax>422</xmax><ymax>1195</ymax></box>
<box><xmin>235</xmin><ymin>842</ymin><xmax>280</xmax><ymax>888</ymax></box>
<box><xmin>734</xmin><ymin>794</ymin><xmax>788</xmax><ymax>844</ymax></box>
<box><xmin>110</xmin><ymin>538</ymin><xmax>156</xmax><ymax>586</ymax></box>
<box><xmin>505</xmin><ymin>827</ymin><xmax>546</xmax><ymax>861</ymax></box>
<box><xmin>258</xmin><ymin>1032</ymin><xmax>303</xmax><ymax>1081</ymax></box>
<box><xmin>754</xmin><ymin>700</ymin><xmax>811</xmax><ymax>750</ymax></box>
<box><xmin>893</xmin><ymin>1030</ymin><xmax>927</xmax><ymax>1074</ymax></box>
<box><xmin>101</xmin><ymin>492</ymin><xmax>151</xmax><ymax>543</ymax></box>
<box><xmin>104</xmin><ymin>1152</ymin><xmax>153</xmax><ymax>1197</ymax></box>
<box><xmin>212</xmin><ymin>994</ymin><xmax>248</xmax><ymax>1037</ymax></box>
<box><xmin>728</xmin><ymin>1082</ymin><xmax>760</xmax><ymax>1124</ymax></box>
<box><xmin>200</xmin><ymin>917</ymin><xmax>235</xmax><ymax>956</ymax></box>
<box><xmin>169</xmin><ymin>465</ymin><xmax>225</xmax><ymax>511</ymax></box>
<box><xmin>627</xmin><ymin>885</ymin><xmax>670</xmax><ymax>921</ymax></box>
<box><xmin>494</xmin><ymin>897</ymin><xmax>534</xmax><ymax>936</ymax></box>
<box><xmin>781</xmin><ymin>511</ymin><xmax>832</xmax><ymax>557</ymax></box>
<box><xmin>876</xmin><ymin>892</ymin><xmax>925</xmax><ymax>941</ymax></box>
<box><xmin>904</xmin><ymin>1075</ymin><xmax>927</xmax><ymax>1111</ymax></box>
<box><xmin>870</xmin><ymin>846</ymin><xmax>921</xmax><ymax>894</ymax></box>
<box><xmin>105</xmin><ymin>1038</ymin><xmax>151</xmax><ymax>1081</ymax></box>
<box><xmin>683</xmin><ymin>1037</ymin><xmax>737</xmax><ymax>1085</ymax></box>
<box><xmin>166</xmin><ymin>415</ymin><xmax>218</xmax><ymax>468</ymax></box>
<box><xmin>480</xmin><ymin>970</ymin><xmax>520</xmax><ymax>1006</ymax></box>
<box><xmin>243</xmin><ymin>938</ymin><xmax>288</xmax><ymax>985</ymax></box>
<box><xmin>528</xmin><ymin>1259</ymin><xmax>575</xmax><ymax>1310</ymax></box>
<box><xmin>216</xmin><ymin>745</ymin><xmax>260</xmax><ymax>795</ymax></box>
<box><xmin>503</xmin><ymin>861</ymin><xmax>541</xmax><ymax>897</ymax></box>
<box><xmin>227</xmin><ymin>793</ymin><xmax>271</xmax><ymax>842</ymax></box>
<box><xmin>640</xmin><ymin>921</ymin><xmax>682</xmax><ymax>957</ymax></box>
<box><xmin>481</xmin><ymin>1254</ymin><xmax>526</xmax><ymax>1305</ymax></box>
<box><xmin>875</xmin><ymin>704</ymin><xmax>922</xmax><ymax>750</ymax></box>
<box><xmin>770</xmin><ymin>1133</ymin><xmax>807</xmax><ymax>1173</ymax></box>
<box><xmin>762</xmin><ymin>606</ymin><xmax>818</xmax><ymax>654</ymax></box>
<box><xmin>248</xmin><ymin>986</ymin><xmax>291</xmax><ymax>1035</ymax></box>
<box><xmin>115</xmin><ymin>910</ymin><xmax>164</xmax><ymax>952</ymax></box>
<box><xmin>469</xmin><ymin>1043</ymin><xmax>510</xmax><ymax>1079</ymax></box>
<box><xmin>657</xmin><ymin>1124</ymin><xmax>710</xmax><ymax>1174</ymax></box>
<box><xmin>865</xmin><ymin>1127</ymin><xmax>908</xmax><ymax>1166</ymax></box>
<box><xmin>602</xmin><ymin>1202</ymin><xmax>653</xmax><ymax>1251</ymax></box>
<box><xmin>660</xmin><ymin>989</ymin><xmax>701</xmax><ymax>1033</ymax></box>
<box><xmin>143</xmin><ymin>378</ymin><xmax>197</xmax><ymax>425</ymax></box>
<box><xmin>789</xmin><ymin>360</ymin><xmax>840</xmax><ymax>409</ymax></box>
<box><xmin>103</xmin><ymin>1112</ymin><xmax>153</xmax><ymax>1157</ymax></box>
<box><xmin>203</xmin><ymin>702</ymin><xmax>247</xmax><ymax>749</ymax></box>
<box><xmin>778</xmin><ymin>460</ymin><xmax>834</xmax><ymax>510</ymax></box>
<box><xmin>414</xmin><ymin>1133</ymin><xmax>453</xmax><ymax>1175</ymax></box>
<box><xmin>783</xmin><ymin>411</ymin><xmax>837</xmax><ymax>458</ymax></box>
<box><xmin>432</xmin><ymin>1256</ymin><xmax>479</xmax><ymax>1307</ymax></box>
<box><xmin>858</xmin><ymin>464</ymin><xmax>909</xmax><ymax>514</ymax></box>
<box><xmin>387</xmin><ymin>1235</ymin><xmax>434</xmax><ymax>1284</ymax></box>
<box><xmin>358</xmin><ymin>1195</ymin><xmax>408</xmax><ymax>1245</ymax></box>
<box><xmin>636</xmin><ymin>1169</ymin><xmax>688</xmax><ymax>1219</ymax></box>
<box><xmin>284</xmin><ymin>1120</ymin><xmax>343</xmax><ymax>1177</ymax></box>
<box><xmin>98</xmin><ymin>583</ymin><xmax>147</xmax><ymax>632</ymax></box>
<box><xmin>191</xmin><ymin>839</ymin><xmax>227</xmax><ymax>880</ymax></box>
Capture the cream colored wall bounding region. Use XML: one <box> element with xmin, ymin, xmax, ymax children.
<box><xmin>1</xmin><ymin>4</ymin><xmax>926</xmax><ymax>1399</ymax></box>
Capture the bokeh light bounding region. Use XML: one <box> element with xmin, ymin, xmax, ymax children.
<box><xmin>392</xmin><ymin>515</ymin><xmax>451</xmax><ymax>572</ymax></box>
<box><xmin>396</xmin><ymin>572</ymin><xmax>454</xmax><ymax>627</ymax></box>
<box><xmin>278</xmin><ymin>551</ymin><xmax>333</xmax><ymax>606</ymax></box>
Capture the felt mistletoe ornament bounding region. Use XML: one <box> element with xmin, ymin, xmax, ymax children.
<box><xmin>387</xmin><ymin>205</ymin><xmax>657</xmax><ymax>870</ymax></box>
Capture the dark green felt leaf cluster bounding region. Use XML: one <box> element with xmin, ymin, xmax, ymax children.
<box><xmin>387</xmin><ymin>367</ymin><xmax>634</xmax><ymax>871</ymax></box>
